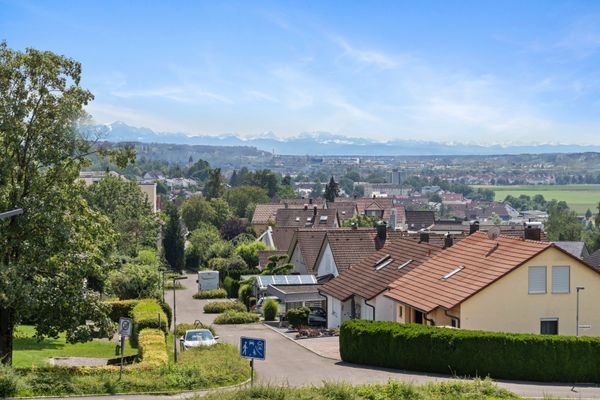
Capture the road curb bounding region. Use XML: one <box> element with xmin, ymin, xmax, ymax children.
<box><xmin>9</xmin><ymin>378</ymin><xmax>252</xmax><ymax>400</ymax></box>
<box><xmin>261</xmin><ymin>322</ymin><xmax>341</xmax><ymax>361</ymax></box>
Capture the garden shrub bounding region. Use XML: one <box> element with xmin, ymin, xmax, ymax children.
<box><xmin>105</xmin><ymin>299</ymin><xmax>140</xmax><ymax>322</ymax></box>
<box><xmin>176</xmin><ymin>322</ymin><xmax>216</xmax><ymax>337</ymax></box>
<box><xmin>0</xmin><ymin>364</ymin><xmax>19</xmax><ymax>397</ymax></box>
<box><xmin>203</xmin><ymin>301</ymin><xmax>246</xmax><ymax>314</ymax></box>
<box><xmin>287</xmin><ymin>307</ymin><xmax>310</xmax><ymax>328</ymax></box>
<box><xmin>238</xmin><ymin>284</ymin><xmax>254</xmax><ymax>311</ymax></box>
<box><xmin>193</xmin><ymin>288</ymin><xmax>228</xmax><ymax>299</ymax></box>
<box><xmin>263</xmin><ymin>299</ymin><xmax>279</xmax><ymax>321</ymax></box>
<box><xmin>137</xmin><ymin>329</ymin><xmax>168</xmax><ymax>368</ymax></box>
<box><xmin>158</xmin><ymin>298</ymin><xmax>173</xmax><ymax>329</ymax></box>
<box><xmin>223</xmin><ymin>276</ymin><xmax>240</xmax><ymax>298</ymax></box>
<box><xmin>130</xmin><ymin>299</ymin><xmax>168</xmax><ymax>346</ymax></box>
<box><xmin>105</xmin><ymin>263</ymin><xmax>160</xmax><ymax>300</ymax></box>
<box><xmin>340</xmin><ymin>320</ymin><xmax>600</xmax><ymax>383</ymax></box>
<box><xmin>214</xmin><ymin>311</ymin><xmax>260</xmax><ymax>325</ymax></box>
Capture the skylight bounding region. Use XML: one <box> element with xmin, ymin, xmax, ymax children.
<box><xmin>295</xmin><ymin>217</ymin><xmax>300</xmax><ymax>222</ymax></box>
<box><xmin>374</xmin><ymin>254</ymin><xmax>392</xmax><ymax>271</ymax></box>
<box><xmin>319</xmin><ymin>216</ymin><xmax>328</xmax><ymax>224</ymax></box>
<box><xmin>397</xmin><ymin>259</ymin><xmax>413</xmax><ymax>270</ymax></box>
<box><xmin>441</xmin><ymin>265</ymin><xmax>464</xmax><ymax>280</ymax></box>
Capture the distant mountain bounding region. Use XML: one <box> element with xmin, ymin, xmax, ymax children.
<box><xmin>85</xmin><ymin>122</ymin><xmax>600</xmax><ymax>156</ymax></box>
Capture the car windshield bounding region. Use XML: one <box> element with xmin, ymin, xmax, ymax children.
<box><xmin>185</xmin><ymin>331</ymin><xmax>213</xmax><ymax>341</ymax></box>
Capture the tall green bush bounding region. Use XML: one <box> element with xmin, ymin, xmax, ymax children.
<box><xmin>0</xmin><ymin>364</ymin><xmax>19</xmax><ymax>397</ymax></box>
<box><xmin>263</xmin><ymin>299</ymin><xmax>279</xmax><ymax>321</ymax></box>
<box><xmin>105</xmin><ymin>299</ymin><xmax>140</xmax><ymax>322</ymax></box>
<box><xmin>130</xmin><ymin>299</ymin><xmax>168</xmax><ymax>347</ymax></box>
<box><xmin>105</xmin><ymin>263</ymin><xmax>160</xmax><ymax>300</ymax></box>
<box><xmin>238</xmin><ymin>284</ymin><xmax>253</xmax><ymax>311</ymax></box>
<box><xmin>223</xmin><ymin>276</ymin><xmax>240</xmax><ymax>298</ymax></box>
<box><xmin>340</xmin><ymin>320</ymin><xmax>600</xmax><ymax>383</ymax></box>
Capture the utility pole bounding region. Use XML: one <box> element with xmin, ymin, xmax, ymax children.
<box><xmin>172</xmin><ymin>275</ymin><xmax>188</xmax><ymax>363</ymax></box>
<box><xmin>576</xmin><ymin>286</ymin><xmax>584</xmax><ymax>336</ymax></box>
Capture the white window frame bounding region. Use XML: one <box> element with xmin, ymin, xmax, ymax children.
<box><xmin>528</xmin><ymin>266</ymin><xmax>547</xmax><ymax>294</ymax></box>
<box><xmin>551</xmin><ymin>265</ymin><xmax>570</xmax><ymax>294</ymax></box>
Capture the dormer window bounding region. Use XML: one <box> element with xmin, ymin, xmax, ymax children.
<box><xmin>319</xmin><ymin>216</ymin><xmax>328</xmax><ymax>224</ymax></box>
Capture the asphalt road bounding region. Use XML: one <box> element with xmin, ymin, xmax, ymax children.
<box><xmin>43</xmin><ymin>273</ymin><xmax>600</xmax><ymax>399</ymax></box>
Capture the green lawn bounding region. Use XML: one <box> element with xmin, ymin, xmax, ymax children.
<box><xmin>474</xmin><ymin>184</ymin><xmax>600</xmax><ymax>214</ymax></box>
<box><xmin>13</xmin><ymin>325</ymin><xmax>137</xmax><ymax>368</ymax></box>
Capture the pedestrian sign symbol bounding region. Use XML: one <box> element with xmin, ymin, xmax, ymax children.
<box><xmin>240</xmin><ymin>336</ymin><xmax>266</xmax><ymax>360</ymax></box>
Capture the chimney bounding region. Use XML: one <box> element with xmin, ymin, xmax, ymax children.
<box><xmin>376</xmin><ymin>221</ymin><xmax>387</xmax><ymax>242</ymax></box>
<box><xmin>313</xmin><ymin>206</ymin><xmax>318</xmax><ymax>216</ymax></box>
<box><xmin>469</xmin><ymin>221</ymin><xmax>480</xmax><ymax>235</ymax></box>
<box><xmin>524</xmin><ymin>226</ymin><xmax>542</xmax><ymax>241</ymax></box>
<box><xmin>309</xmin><ymin>198</ymin><xmax>313</xmax><ymax>205</ymax></box>
<box><xmin>444</xmin><ymin>233</ymin><xmax>453</xmax><ymax>248</ymax></box>
<box><xmin>389</xmin><ymin>208</ymin><xmax>397</xmax><ymax>232</ymax></box>
<box><xmin>284</xmin><ymin>202</ymin><xmax>288</xmax><ymax>209</ymax></box>
<box><xmin>351</xmin><ymin>222</ymin><xmax>358</xmax><ymax>230</ymax></box>
<box><xmin>304</xmin><ymin>204</ymin><xmax>308</xmax><ymax>210</ymax></box>
<box><xmin>419</xmin><ymin>232</ymin><xmax>429</xmax><ymax>243</ymax></box>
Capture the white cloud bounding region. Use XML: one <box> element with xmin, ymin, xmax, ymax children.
<box><xmin>111</xmin><ymin>86</ymin><xmax>233</xmax><ymax>104</ymax></box>
<box><xmin>333</xmin><ymin>36</ymin><xmax>402</xmax><ymax>69</ymax></box>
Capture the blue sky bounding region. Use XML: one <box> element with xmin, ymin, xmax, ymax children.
<box><xmin>2</xmin><ymin>1</ymin><xmax>600</xmax><ymax>144</ymax></box>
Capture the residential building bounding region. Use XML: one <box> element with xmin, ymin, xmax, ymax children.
<box><xmin>320</xmin><ymin>238</ymin><xmax>441</xmax><ymax>329</ymax></box>
<box><xmin>385</xmin><ymin>232</ymin><xmax>600</xmax><ymax>336</ymax></box>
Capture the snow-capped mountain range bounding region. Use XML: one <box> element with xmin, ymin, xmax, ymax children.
<box><xmin>87</xmin><ymin>122</ymin><xmax>600</xmax><ymax>156</ymax></box>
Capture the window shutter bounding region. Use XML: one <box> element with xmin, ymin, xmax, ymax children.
<box><xmin>528</xmin><ymin>266</ymin><xmax>546</xmax><ymax>294</ymax></box>
<box><xmin>552</xmin><ymin>266</ymin><xmax>570</xmax><ymax>293</ymax></box>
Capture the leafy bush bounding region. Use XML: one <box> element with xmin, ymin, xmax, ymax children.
<box><xmin>214</xmin><ymin>311</ymin><xmax>260</xmax><ymax>325</ymax></box>
<box><xmin>234</xmin><ymin>242</ymin><xmax>269</xmax><ymax>268</ymax></box>
<box><xmin>176</xmin><ymin>322</ymin><xmax>216</xmax><ymax>337</ymax></box>
<box><xmin>0</xmin><ymin>364</ymin><xmax>19</xmax><ymax>397</ymax></box>
<box><xmin>130</xmin><ymin>299</ymin><xmax>168</xmax><ymax>347</ymax></box>
<box><xmin>158</xmin><ymin>298</ymin><xmax>173</xmax><ymax>329</ymax></box>
<box><xmin>137</xmin><ymin>329</ymin><xmax>168</xmax><ymax>368</ymax></box>
<box><xmin>206</xmin><ymin>240</ymin><xmax>234</xmax><ymax>260</ymax></box>
<box><xmin>287</xmin><ymin>307</ymin><xmax>310</xmax><ymax>329</ymax></box>
<box><xmin>263</xmin><ymin>299</ymin><xmax>279</xmax><ymax>321</ymax></box>
<box><xmin>220</xmin><ymin>267</ymin><xmax>259</xmax><ymax>284</ymax></box>
<box><xmin>238</xmin><ymin>284</ymin><xmax>253</xmax><ymax>311</ymax></box>
<box><xmin>105</xmin><ymin>263</ymin><xmax>160</xmax><ymax>300</ymax></box>
<box><xmin>193</xmin><ymin>288</ymin><xmax>228</xmax><ymax>299</ymax></box>
<box><xmin>203</xmin><ymin>301</ymin><xmax>246</xmax><ymax>314</ymax></box>
<box><xmin>105</xmin><ymin>299</ymin><xmax>140</xmax><ymax>322</ymax></box>
<box><xmin>223</xmin><ymin>276</ymin><xmax>240</xmax><ymax>299</ymax></box>
<box><xmin>340</xmin><ymin>320</ymin><xmax>600</xmax><ymax>383</ymax></box>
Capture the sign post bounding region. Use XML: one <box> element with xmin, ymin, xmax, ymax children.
<box><xmin>240</xmin><ymin>336</ymin><xmax>266</xmax><ymax>387</ymax></box>
<box><xmin>118</xmin><ymin>317</ymin><xmax>133</xmax><ymax>380</ymax></box>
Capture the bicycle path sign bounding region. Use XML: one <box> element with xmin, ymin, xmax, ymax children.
<box><xmin>240</xmin><ymin>336</ymin><xmax>266</xmax><ymax>360</ymax></box>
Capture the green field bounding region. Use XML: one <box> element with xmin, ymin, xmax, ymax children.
<box><xmin>474</xmin><ymin>184</ymin><xmax>600</xmax><ymax>214</ymax></box>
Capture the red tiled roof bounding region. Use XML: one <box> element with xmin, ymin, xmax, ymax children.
<box><xmin>386</xmin><ymin>232</ymin><xmax>552</xmax><ymax>312</ymax></box>
<box><xmin>251</xmin><ymin>203</ymin><xmax>282</xmax><ymax>225</ymax></box>
<box><xmin>320</xmin><ymin>239</ymin><xmax>441</xmax><ymax>301</ymax></box>
<box><xmin>291</xmin><ymin>230</ymin><xmax>328</xmax><ymax>274</ymax></box>
<box><xmin>271</xmin><ymin>227</ymin><xmax>297</xmax><ymax>251</ymax></box>
<box><xmin>355</xmin><ymin>198</ymin><xmax>395</xmax><ymax>220</ymax></box>
<box><xmin>275</xmin><ymin>208</ymin><xmax>338</xmax><ymax>228</ymax></box>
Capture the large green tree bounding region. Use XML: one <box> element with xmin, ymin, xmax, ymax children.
<box><xmin>0</xmin><ymin>43</ymin><xmax>134</xmax><ymax>365</ymax></box>
<box><xmin>224</xmin><ymin>185</ymin><xmax>269</xmax><ymax>218</ymax></box>
<box><xmin>545</xmin><ymin>203</ymin><xmax>583</xmax><ymax>241</ymax></box>
<box><xmin>324</xmin><ymin>176</ymin><xmax>340</xmax><ymax>202</ymax></box>
<box><xmin>204</xmin><ymin>168</ymin><xmax>224</xmax><ymax>199</ymax></box>
<box><xmin>162</xmin><ymin>202</ymin><xmax>184</xmax><ymax>272</ymax></box>
<box><xmin>84</xmin><ymin>175</ymin><xmax>156</xmax><ymax>256</ymax></box>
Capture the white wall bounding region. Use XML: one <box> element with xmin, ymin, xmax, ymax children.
<box><xmin>290</xmin><ymin>246</ymin><xmax>308</xmax><ymax>275</ymax></box>
<box><xmin>316</xmin><ymin>243</ymin><xmax>338</xmax><ymax>277</ymax></box>
<box><xmin>327</xmin><ymin>296</ymin><xmax>342</xmax><ymax>329</ymax></box>
<box><xmin>374</xmin><ymin>292</ymin><xmax>397</xmax><ymax>322</ymax></box>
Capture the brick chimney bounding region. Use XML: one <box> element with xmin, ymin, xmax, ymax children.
<box><xmin>376</xmin><ymin>221</ymin><xmax>387</xmax><ymax>249</ymax></box>
<box><xmin>419</xmin><ymin>232</ymin><xmax>430</xmax><ymax>243</ymax></box>
<box><xmin>469</xmin><ymin>221</ymin><xmax>480</xmax><ymax>235</ymax></box>
<box><xmin>444</xmin><ymin>233</ymin><xmax>453</xmax><ymax>248</ymax></box>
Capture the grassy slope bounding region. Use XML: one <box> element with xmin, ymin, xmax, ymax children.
<box><xmin>473</xmin><ymin>184</ymin><xmax>600</xmax><ymax>213</ymax></box>
<box><xmin>13</xmin><ymin>325</ymin><xmax>137</xmax><ymax>368</ymax></box>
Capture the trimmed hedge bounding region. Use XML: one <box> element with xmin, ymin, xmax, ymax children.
<box><xmin>213</xmin><ymin>311</ymin><xmax>260</xmax><ymax>325</ymax></box>
<box><xmin>105</xmin><ymin>299</ymin><xmax>140</xmax><ymax>322</ymax></box>
<box><xmin>203</xmin><ymin>301</ymin><xmax>246</xmax><ymax>314</ymax></box>
<box><xmin>130</xmin><ymin>299</ymin><xmax>168</xmax><ymax>347</ymax></box>
<box><xmin>137</xmin><ymin>329</ymin><xmax>168</xmax><ymax>368</ymax></box>
<box><xmin>193</xmin><ymin>288</ymin><xmax>228</xmax><ymax>299</ymax></box>
<box><xmin>340</xmin><ymin>320</ymin><xmax>600</xmax><ymax>383</ymax></box>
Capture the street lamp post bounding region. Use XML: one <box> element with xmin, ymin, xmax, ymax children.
<box><xmin>576</xmin><ymin>286</ymin><xmax>584</xmax><ymax>337</ymax></box>
<box><xmin>0</xmin><ymin>208</ymin><xmax>23</xmax><ymax>220</ymax></box>
<box><xmin>158</xmin><ymin>267</ymin><xmax>166</xmax><ymax>303</ymax></box>
<box><xmin>172</xmin><ymin>275</ymin><xmax>188</xmax><ymax>363</ymax></box>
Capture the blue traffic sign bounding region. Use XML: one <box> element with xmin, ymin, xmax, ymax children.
<box><xmin>240</xmin><ymin>336</ymin><xmax>266</xmax><ymax>360</ymax></box>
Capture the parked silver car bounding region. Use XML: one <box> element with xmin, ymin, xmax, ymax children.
<box><xmin>181</xmin><ymin>329</ymin><xmax>219</xmax><ymax>349</ymax></box>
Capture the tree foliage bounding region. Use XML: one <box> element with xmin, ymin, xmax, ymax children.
<box><xmin>224</xmin><ymin>185</ymin><xmax>269</xmax><ymax>218</ymax></box>
<box><xmin>234</xmin><ymin>241</ymin><xmax>269</xmax><ymax>268</ymax></box>
<box><xmin>83</xmin><ymin>175</ymin><xmax>156</xmax><ymax>256</ymax></box>
<box><xmin>546</xmin><ymin>203</ymin><xmax>583</xmax><ymax>241</ymax></box>
<box><xmin>0</xmin><ymin>43</ymin><xmax>136</xmax><ymax>364</ymax></box>
<box><xmin>324</xmin><ymin>176</ymin><xmax>340</xmax><ymax>202</ymax></box>
<box><xmin>163</xmin><ymin>203</ymin><xmax>184</xmax><ymax>272</ymax></box>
